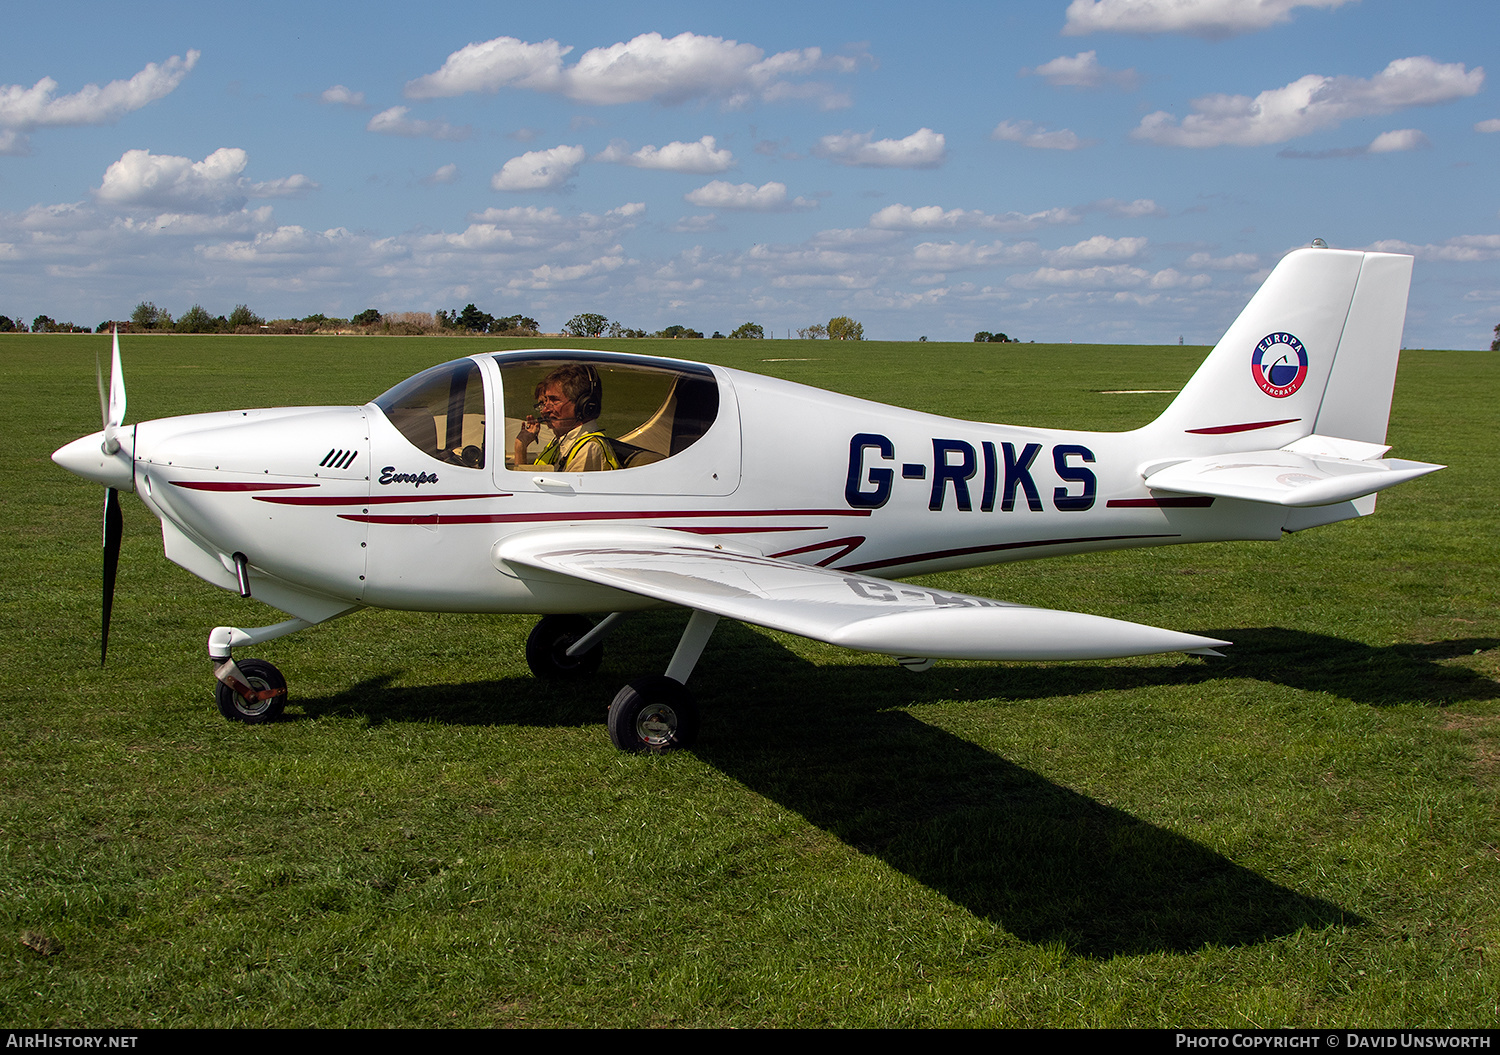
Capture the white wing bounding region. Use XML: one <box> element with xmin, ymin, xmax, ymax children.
<box><xmin>495</xmin><ymin>526</ymin><xmax>1228</xmax><ymax>661</ymax></box>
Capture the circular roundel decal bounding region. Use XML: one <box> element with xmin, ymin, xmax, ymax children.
<box><xmin>1251</xmin><ymin>332</ymin><xmax>1309</xmax><ymax>398</ymax></box>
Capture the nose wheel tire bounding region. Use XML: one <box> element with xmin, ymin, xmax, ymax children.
<box><xmin>526</xmin><ymin>615</ymin><xmax>604</xmax><ymax>679</ymax></box>
<box><xmin>215</xmin><ymin>658</ymin><xmax>287</xmax><ymax>724</ymax></box>
<box><xmin>608</xmin><ymin>676</ymin><xmax>699</xmax><ymax>753</ymax></box>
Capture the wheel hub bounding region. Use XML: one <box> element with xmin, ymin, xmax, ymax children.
<box><xmin>238</xmin><ymin>678</ymin><xmax>276</xmax><ymax>716</ymax></box>
<box><xmin>636</xmin><ymin>703</ymin><xmax>678</xmax><ymax>747</ymax></box>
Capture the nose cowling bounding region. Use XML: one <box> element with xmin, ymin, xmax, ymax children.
<box><xmin>53</xmin><ymin>428</ymin><xmax>135</xmax><ymax>492</ymax></box>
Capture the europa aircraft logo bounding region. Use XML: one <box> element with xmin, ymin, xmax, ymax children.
<box><xmin>1251</xmin><ymin>332</ymin><xmax>1309</xmax><ymax>398</ymax></box>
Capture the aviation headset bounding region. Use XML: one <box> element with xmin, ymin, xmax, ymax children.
<box><xmin>573</xmin><ymin>364</ymin><xmax>603</xmax><ymax>421</ymax></box>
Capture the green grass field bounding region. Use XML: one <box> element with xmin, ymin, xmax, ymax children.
<box><xmin>2</xmin><ymin>333</ymin><xmax>1496</xmax><ymax>1027</ymax></box>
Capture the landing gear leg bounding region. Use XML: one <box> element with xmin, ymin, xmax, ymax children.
<box><xmin>608</xmin><ymin>610</ymin><xmax>718</xmax><ymax>753</ymax></box>
<box><xmin>207</xmin><ymin>618</ymin><xmax>310</xmax><ymax>724</ymax></box>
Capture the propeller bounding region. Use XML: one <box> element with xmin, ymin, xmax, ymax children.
<box><xmin>97</xmin><ymin>329</ymin><xmax>126</xmax><ymax>664</ymax></box>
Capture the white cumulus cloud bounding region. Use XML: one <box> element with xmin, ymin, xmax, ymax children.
<box><xmin>0</xmin><ymin>51</ymin><xmax>199</xmax><ymax>153</ymax></box>
<box><xmin>1135</xmin><ymin>56</ymin><xmax>1483</xmax><ymax>147</ymax></box>
<box><xmin>1476</xmin><ymin>118</ymin><xmax>1500</xmax><ymax>133</ymax></box>
<box><xmin>1364</xmin><ymin>235</ymin><xmax>1500</xmax><ymax>262</ymax></box>
<box><xmin>94</xmin><ymin>148</ymin><xmax>317</xmax><ymax>213</ymax></box>
<box><xmin>1148</xmin><ymin>268</ymin><xmax>1213</xmax><ymax>289</ymax></box>
<box><xmin>991</xmin><ymin>120</ymin><xmax>1093</xmax><ymax>150</ymax></box>
<box><xmin>595</xmin><ymin>135</ymin><xmax>734</xmax><ymax>173</ymax></box>
<box><xmin>1009</xmin><ymin>265</ymin><xmax>1153</xmax><ymax>289</ymax></box>
<box><xmin>1279</xmin><ymin>127</ymin><xmax>1432</xmax><ymax>159</ymax></box>
<box><xmin>870</xmin><ymin>203</ymin><xmax>1086</xmax><ymax>232</ymax></box>
<box><xmin>491</xmin><ymin>145</ymin><xmax>586</xmax><ymax>191</ymax></box>
<box><xmin>0</xmin><ymin>51</ymin><xmax>199</xmax><ymax>128</ymax></box>
<box><xmin>319</xmin><ymin>85</ymin><xmax>367</xmax><ymax>107</ymax></box>
<box><xmin>405</xmin><ymin>32</ymin><xmax>855</xmax><ymax>110</ymax></box>
<box><xmin>367</xmin><ymin>106</ymin><xmax>470</xmax><ymax>140</ymax></box>
<box><xmin>814</xmin><ymin>128</ymin><xmax>946</xmax><ymax>168</ymax></box>
<box><xmin>405</xmin><ymin>37</ymin><xmax>572</xmax><ymax>98</ymax></box>
<box><xmin>512</xmin><ymin>254</ymin><xmax>630</xmax><ymax>290</ymax></box>
<box><xmin>869</xmin><ymin>205</ymin><xmax>988</xmax><ymax>230</ymax></box>
<box><xmin>1025</xmin><ymin>51</ymin><xmax>1139</xmax><ymax>90</ymax></box>
<box><xmin>1087</xmin><ymin>197</ymin><xmax>1168</xmax><ymax>218</ymax></box>
<box><xmin>1368</xmin><ymin>128</ymin><xmax>1431</xmax><ymax>152</ymax></box>
<box><xmin>1187</xmin><ymin>251</ymin><xmax>1261</xmax><ymax>270</ymax></box>
<box><xmin>1045</xmin><ymin>235</ymin><xmax>1148</xmax><ymax>265</ymax></box>
<box><xmin>1063</xmin><ymin>0</ymin><xmax>1356</xmax><ymax>40</ymax></box>
<box><xmin>684</xmin><ymin>180</ymin><xmax>815</xmax><ymax>211</ymax></box>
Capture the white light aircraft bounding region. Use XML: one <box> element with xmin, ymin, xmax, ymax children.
<box><xmin>54</xmin><ymin>246</ymin><xmax>1442</xmax><ymax>751</ymax></box>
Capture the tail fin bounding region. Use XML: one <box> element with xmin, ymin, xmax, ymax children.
<box><xmin>1137</xmin><ymin>247</ymin><xmax>1439</xmax><ymax>526</ymax></box>
<box><xmin>1148</xmin><ymin>247</ymin><xmax>1413</xmax><ymax>448</ymax></box>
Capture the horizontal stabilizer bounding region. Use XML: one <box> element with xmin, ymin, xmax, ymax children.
<box><xmin>1143</xmin><ymin>435</ymin><xmax>1443</xmax><ymax>508</ymax></box>
<box><xmin>497</xmin><ymin>526</ymin><xmax>1230</xmax><ymax>662</ymax></box>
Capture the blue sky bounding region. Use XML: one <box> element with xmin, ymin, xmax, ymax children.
<box><xmin>2</xmin><ymin>0</ymin><xmax>1496</xmax><ymax>346</ymax></box>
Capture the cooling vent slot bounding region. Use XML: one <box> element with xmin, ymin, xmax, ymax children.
<box><xmin>319</xmin><ymin>448</ymin><xmax>359</xmax><ymax>470</ymax></box>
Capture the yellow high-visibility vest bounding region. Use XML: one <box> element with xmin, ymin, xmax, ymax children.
<box><xmin>535</xmin><ymin>430</ymin><xmax>621</xmax><ymax>471</ymax></box>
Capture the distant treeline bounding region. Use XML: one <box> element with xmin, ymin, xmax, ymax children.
<box><xmin>1</xmin><ymin>302</ymin><xmax>1028</xmax><ymax>343</ymax></box>
<box><xmin>0</xmin><ymin>302</ymin><xmax>543</xmax><ymax>337</ymax></box>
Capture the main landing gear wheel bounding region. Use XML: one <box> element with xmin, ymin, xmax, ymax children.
<box><xmin>526</xmin><ymin>615</ymin><xmax>603</xmax><ymax>679</ymax></box>
<box><xmin>608</xmin><ymin>676</ymin><xmax>699</xmax><ymax>753</ymax></box>
<box><xmin>215</xmin><ymin>657</ymin><xmax>287</xmax><ymax>724</ymax></box>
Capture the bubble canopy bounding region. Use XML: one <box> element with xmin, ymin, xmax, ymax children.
<box><xmin>372</xmin><ymin>353</ymin><xmax>723</xmax><ymax>474</ymax></box>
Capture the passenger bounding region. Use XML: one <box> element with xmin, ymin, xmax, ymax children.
<box><xmin>513</xmin><ymin>364</ymin><xmax>621</xmax><ymax>472</ymax></box>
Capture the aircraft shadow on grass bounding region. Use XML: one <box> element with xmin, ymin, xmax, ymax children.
<box><xmin>295</xmin><ymin>615</ymin><xmax>1500</xmax><ymax>958</ymax></box>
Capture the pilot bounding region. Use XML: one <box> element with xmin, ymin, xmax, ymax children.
<box><xmin>513</xmin><ymin>364</ymin><xmax>621</xmax><ymax>472</ymax></box>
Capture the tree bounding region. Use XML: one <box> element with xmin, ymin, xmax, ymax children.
<box><xmin>176</xmin><ymin>305</ymin><xmax>218</xmax><ymax>333</ymax></box>
<box><xmin>457</xmin><ymin>303</ymin><xmax>495</xmax><ymax>332</ymax></box>
<box><xmin>1492</xmin><ymin>322</ymin><xmax>1499</xmax><ymax>352</ymax></box>
<box><xmin>351</xmin><ymin>308</ymin><xmax>381</xmax><ymax>327</ymax></box>
<box><xmin>730</xmin><ymin>322</ymin><xmax>764</xmax><ymax>339</ymax></box>
<box><xmin>0</xmin><ymin>316</ymin><xmax>15</xmax><ymax>332</ymax></box>
<box><xmin>32</xmin><ymin>315</ymin><xmax>58</xmax><ymax>333</ymax></box>
<box><xmin>131</xmin><ymin>302</ymin><xmax>167</xmax><ymax>330</ymax></box>
<box><xmin>229</xmin><ymin>304</ymin><xmax>265</xmax><ymax>329</ymax></box>
<box><xmin>827</xmin><ymin>316</ymin><xmax>863</xmax><ymax>341</ymax></box>
<box><xmin>495</xmin><ymin>313</ymin><xmax>539</xmax><ymax>334</ymax></box>
<box><xmin>797</xmin><ymin>323</ymin><xmax>826</xmax><ymax>339</ymax></box>
<box><xmin>974</xmin><ymin>331</ymin><xmax>992</xmax><ymax>342</ymax></box>
<box><xmin>564</xmin><ymin>313</ymin><xmax>609</xmax><ymax>338</ymax></box>
<box><xmin>654</xmin><ymin>324</ymin><xmax>703</xmax><ymax>339</ymax></box>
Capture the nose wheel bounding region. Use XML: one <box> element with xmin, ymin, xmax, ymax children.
<box><xmin>214</xmin><ymin>657</ymin><xmax>287</xmax><ymax>724</ymax></box>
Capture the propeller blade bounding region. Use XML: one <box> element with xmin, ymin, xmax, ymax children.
<box><xmin>108</xmin><ymin>328</ymin><xmax>126</xmax><ymax>428</ymax></box>
<box><xmin>96</xmin><ymin>347</ymin><xmax>109</xmax><ymax>431</ymax></box>
<box><xmin>102</xmin><ymin>487</ymin><xmax>122</xmax><ymax>665</ymax></box>
<box><xmin>102</xmin><ymin>328</ymin><xmax>126</xmax><ymax>454</ymax></box>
